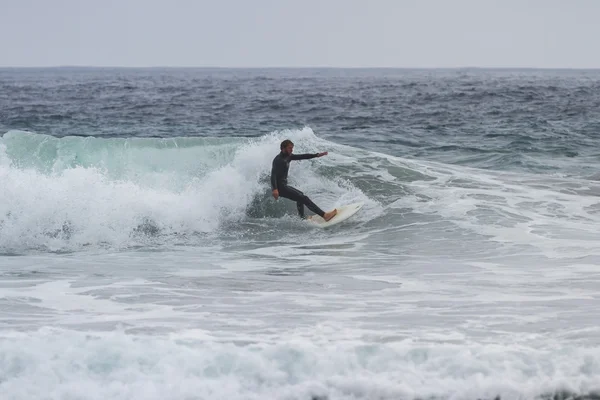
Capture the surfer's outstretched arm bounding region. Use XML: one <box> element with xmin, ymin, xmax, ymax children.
<box><xmin>290</xmin><ymin>152</ymin><xmax>328</xmax><ymax>160</ymax></box>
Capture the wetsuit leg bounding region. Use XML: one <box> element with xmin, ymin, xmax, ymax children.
<box><xmin>278</xmin><ymin>186</ymin><xmax>325</xmax><ymax>219</ymax></box>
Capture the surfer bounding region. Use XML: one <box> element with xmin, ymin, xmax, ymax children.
<box><xmin>271</xmin><ymin>139</ymin><xmax>338</xmax><ymax>221</ymax></box>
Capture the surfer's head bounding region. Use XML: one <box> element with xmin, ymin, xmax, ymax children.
<box><xmin>280</xmin><ymin>139</ymin><xmax>294</xmax><ymax>155</ymax></box>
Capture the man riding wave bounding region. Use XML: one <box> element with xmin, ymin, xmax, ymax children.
<box><xmin>271</xmin><ymin>139</ymin><xmax>338</xmax><ymax>221</ymax></box>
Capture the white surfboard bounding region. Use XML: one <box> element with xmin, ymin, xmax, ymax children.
<box><xmin>308</xmin><ymin>201</ymin><xmax>364</xmax><ymax>228</ymax></box>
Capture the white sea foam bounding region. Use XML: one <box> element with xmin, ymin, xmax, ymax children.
<box><xmin>1</xmin><ymin>328</ymin><xmax>599</xmax><ymax>400</ymax></box>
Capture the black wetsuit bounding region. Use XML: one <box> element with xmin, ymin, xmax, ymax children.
<box><xmin>270</xmin><ymin>151</ymin><xmax>325</xmax><ymax>219</ymax></box>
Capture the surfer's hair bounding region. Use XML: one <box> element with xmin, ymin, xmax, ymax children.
<box><xmin>280</xmin><ymin>139</ymin><xmax>294</xmax><ymax>150</ymax></box>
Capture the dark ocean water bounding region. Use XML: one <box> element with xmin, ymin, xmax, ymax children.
<box><xmin>3</xmin><ymin>68</ymin><xmax>600</xmax><ymax>174</ymax></box>
<box><xmin>2</xmin><ymin>68</ymin><xmax>600</xmax><ymax>400</ymax></box>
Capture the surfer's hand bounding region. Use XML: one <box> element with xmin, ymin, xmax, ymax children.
<box><xmin>272</xmin><ymin>189</ymin><xmax>279</xmax><ymax>200</ymax></box>
<box><xmin>317</xmin><ymin>152</ymin><xmax>328</xmax><ymax>157</ymax></box>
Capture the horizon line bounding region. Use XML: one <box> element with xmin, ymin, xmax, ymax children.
<box><xmin>1</xmin><ymin>65</ymin><xmax>600</xmax><ymax>71</ymax></box>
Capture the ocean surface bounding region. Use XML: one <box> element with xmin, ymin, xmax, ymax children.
<box><xmin>2</xmin><ymin>67</ymin><xmax>600</xmax><ymax>400</ymax></box>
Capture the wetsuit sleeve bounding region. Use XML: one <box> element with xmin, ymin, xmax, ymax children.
<box><xmin>290</xmin><ymin>153</ymin><xmax>319</xmax><ymax>160</ymax></box>
<box><xmin>270</xmin><ymin>159</ymin><xmax>278</xmax><ymax>190</ymax></box>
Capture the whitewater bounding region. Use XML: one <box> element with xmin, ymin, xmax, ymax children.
<box><xmin>2</xmin><ymin>67</ymin><xmax>600</xmax><ymax>400</ymax></box>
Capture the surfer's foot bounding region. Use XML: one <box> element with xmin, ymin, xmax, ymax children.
<box><xmin>323</xmin><ymin>209</ymin><xmax>337</xmax><ymax>221</ymax></box>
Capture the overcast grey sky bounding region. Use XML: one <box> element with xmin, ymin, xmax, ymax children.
<box><xmin>0</xmin><ymin>0</ymin><xmax>598</xmax><ymax>68</ymax></box>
